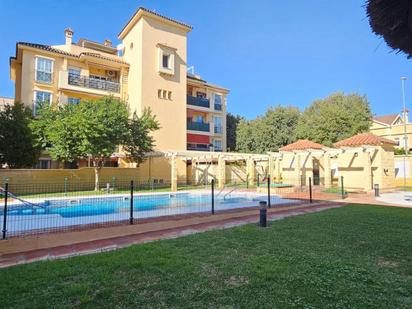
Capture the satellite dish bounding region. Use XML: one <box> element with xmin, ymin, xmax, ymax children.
<box><xmin>116</xmin><ymin>43</ymin><xmax>125</xmax><ymax>51</ymax></box>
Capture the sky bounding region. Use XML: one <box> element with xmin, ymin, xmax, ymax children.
<box><xmin>0</xmin><ymin>0</ymin><xmax>410</xmax><ymax>119</ymax></box>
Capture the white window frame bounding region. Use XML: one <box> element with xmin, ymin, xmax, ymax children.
<box><xmin>214</xmin><ymin>93</ymin><xmax>223</xmax><ymax>111</ymax></box>
<box><xmin>213</xmin><ymin>116</ymin><xmax>223</xmax><ymax>134</ymax></box>
<box><xmin>33</xmin><ymin>90</ymin><xmax>53</xmax><ymax>115</ymax></box>
<box><xmin>68</xmin><ymin>66</ymin><xmax>81</xmax><ymax>76</ymax></box>
<box><xmin>157</xmin><ymin>46</ymin><xmax>175</xmax><ymax>75</ymax></box>
<box><xmin>67</xmin><ymin>97</ymin><xmax>80</xmax><ymax>104</ymax></box>
<box><xmin>35</xmin><ymin>56</ymin><xmax>54</xmax><ymax>84</ymax></box>
<box><xmin>213</xmin><ymin>139</ymin><xmax>223</xmax><ymax>151</ymax></box>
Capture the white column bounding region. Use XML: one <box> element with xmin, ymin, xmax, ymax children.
<box><xmin>295</xmin><ymin>154</ymin><xmax>301</xmax><ymax>185</ymax></box>
<box><xmin>247</xmin><ymin>157</ymin><xmax>255</xmax><ymax>186</ymax></box>
<box><xmin>324</xmin><ymin>153</ymin><xmax>331</xmax><ymax>188</ymax></box>
<box><xmin>363</xmin><ymin>150</ymin><xmax>372</xmax><ymax>191</ymax></box>
<box><xmin>276</xmin><ymin>158</ymin><xmax>282</xmax><ymax>183</ymax></box>
<box><xmin>171</xmin><ymin>154</ymin><xmax>177</xmax><ymax>192</ymax></box>
<box><xmin>218</xmin><ymin>155</ymin><xmax>225</xmax><ymax>189</ymax></box>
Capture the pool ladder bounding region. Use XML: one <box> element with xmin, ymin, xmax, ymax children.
<box><xmin>0</xmin><ymin>186</ymin><xmax>46</xmax><ymax>210</ymax></box>
<box><xmin>215</xmin><ymin>184</ymin><xmax>239</xmax><ymax>200</ymax></box>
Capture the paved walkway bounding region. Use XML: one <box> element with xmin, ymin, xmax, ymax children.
<box><xmin>0</xmin><ymin>202</ymin><xmax>343</xmax><ymax>268</ymax></box>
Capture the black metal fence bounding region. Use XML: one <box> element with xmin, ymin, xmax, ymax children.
<box><xmin>0</xmin><ymin>176</ymin><xmax>345</xmax><ymax>239</ymax></box>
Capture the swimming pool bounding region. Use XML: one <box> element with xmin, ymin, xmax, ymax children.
<box><xmin>2</xmin><ymin>191</ymin><xmax>299</xmax><ymax>235</ymax></box>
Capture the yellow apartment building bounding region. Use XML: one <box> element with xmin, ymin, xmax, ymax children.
<box><xmin>9</xmin><ymin>7</ymin><xmax>228</xmax><ymax>169</ymax></box>
<box><xmin>370</xmin><ymin>110</ymin><xmax>412</xmax><ymax>151</ymax></box>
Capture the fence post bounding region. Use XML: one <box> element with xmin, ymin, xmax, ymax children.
<box><xmin>309</xmin><ymin>177</ymin><xmax>313</xmax><ymax>203</ymax></box>
<box><xmin>2</xmin><ymin>183</ymin><xmax>9</xmax><ymax>239</ymax></box>
<box><xmin>111</xmin><ymin>176</ymin><xmax>116</xmax><ymax>190</ymax></box>
<box><xmin>64</xmin><ymin>177</ymin><xmax>68</xmax><ymax>196</ymax></box>
<box><xmin>211</xmin><ymin>179</ymin><xmax>215</xmax><ymax>215</ymax></box>
<box><xmin>246</xmin><ymin>174</ymin><xmax>249</xmax><ymax>189</ymax></box>
<box><xmin>130</xmin><ymin>180</ymin><xmax>134</xmax><ymax>224</ymax></box>
<box><xmin>267</xmin><ymin>174</ymin><xmax>271</xmax><ymax>208</ymax></box>
<box><xmin>257</xmin><ymin>174</ymin><xmax>260</xmax><ymax>187</ymax></box>
<box><xmin>340</xmin><ymin>176</ymin><xmax>345</xmax><ymax>199</ymax></box>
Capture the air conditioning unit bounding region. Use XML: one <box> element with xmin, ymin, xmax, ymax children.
<box><xmin>107</xmin><ymin>70</ymin><xmax>115</xmax><ymax>77</ymax></box>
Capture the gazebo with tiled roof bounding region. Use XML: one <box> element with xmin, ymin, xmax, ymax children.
<box><xmin>334</xmin><ymin>133</ymin><xmax>397</xmax><ymax>148</ymax></box>
<box><xmin>279</xmin><ymin>139</ymin><xmax>326</xmax><ymax>152</ymax></box>
<box><xmin>333</xmin><ymin>133</ymin><xmax>396</xmax><ymax>191</ymax></box>
<box><xmin>267</xmin><ymin>139</ymin><xmax>330</xmax><ymax>187</ymax></box>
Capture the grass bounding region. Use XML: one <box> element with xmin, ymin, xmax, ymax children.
<box><xmin>0</xmin><ymin>205</ymin><xmax>411</xmax><ymax>308</ymax></box>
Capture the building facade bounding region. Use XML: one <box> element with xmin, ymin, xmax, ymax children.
<box><xmin>370</xmin><ymin>110</ymin><xmax>411</xmax><ymax>151</ymax></box>
<box><xmin>9</xmin><ymin>7</ymin><xmax>228</xmax><ymax>168</ymax></box>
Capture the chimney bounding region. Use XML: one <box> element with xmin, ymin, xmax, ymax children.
<box><xmin>64</xmin><ymin>28</ymin><xmax>74</xmax><ymax>45</ymax></box>
<box><xmin>103</xmin><ymin>39</ymin><xmax>112</xmax><ymax>47</ymax></box>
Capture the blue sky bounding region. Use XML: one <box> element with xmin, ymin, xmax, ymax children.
<box><xmin>0</xmin><ymin>0</ymin><xmax>410</xmax><ymax>119</ymax></box>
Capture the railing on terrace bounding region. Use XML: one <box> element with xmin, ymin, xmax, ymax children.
<box><xmin>187</xmin><ymin>95</ymin><xmax>210</xmax><ymax>108</ymax></box>
<box><xmin>68</xmin><ymin>74</ymin><xmax>120</xmax><ymax>93</ymax></box>
<box><xmin>187</xmin><ymin>145</ymin><xmax>210</xmax><ymax>151</ymax></box>
<box><xmin>187</xmin><ymin>121</ymin><xmax>210</xmax><ymax>132</ymax></box>
<box><xmin>0</xmin><ymin>176</ymin><xmax>346</xmax><ymax>239</ymax></box>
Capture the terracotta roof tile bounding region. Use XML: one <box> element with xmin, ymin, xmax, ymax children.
<box><xmin>118</xmin><ymin>7</ymin><xmax>192</xmax><ymax>38</ymax></box>
<box><xmin>16</xmin><ymin>42</ymin><xmax>128</xmax><ymax>65</ymax></box>
<box><xmin>280</xmin><ymin>140</ymin><xmax>325</xmax><ymax>151</ymax></box>
<box><xmin>334</xmin><ymin>133</ymin><xmax>397</xmax><ymax>147</ymax></box>
<box><xmin>373</xmin><ymin>114</ymin><xmax>399</xmax><ymax>125</ymax></box>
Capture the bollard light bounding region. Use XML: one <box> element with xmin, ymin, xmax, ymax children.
<box><xmin>259</xmin><ymin>201</ymin><xmax>267</xmax><ymax>227</ymax></box>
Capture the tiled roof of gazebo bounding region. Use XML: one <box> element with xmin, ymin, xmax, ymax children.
<box><xmin>279</xmin><ymin>139</ymin><xmax>325</xmax><ymax>152</ymax></box>
<box><xmin>334</xmin><ymin>133</ymin><xmax>397</xmax><ymax>148</ymax></box>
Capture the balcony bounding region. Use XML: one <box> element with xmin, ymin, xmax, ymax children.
<box><xmin>69</xmin><ymin>74</ymin><xmax>120</xmax><ymax>92</ymax></box>
<box><xmin>187</xmin><ymin>121</ymin><xmax>210</xmax><ymax>132</ymax></box>
<box><xmin>58</xmin><ymin>71</ymin><xmax>121</xmax><ymax>97</ymax></box>
<box><xmin>187</xmin><ymin>143</ymin><xmax>211</xmax><ymax>151</ymax></box>
<box><xmin>187</xmin><ymin>95</ymin><xmax>210</xmax><ymax>108</ymax></box>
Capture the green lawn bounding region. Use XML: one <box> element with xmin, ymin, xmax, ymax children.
<box><xmin>0</xmin><ymin>205</ymin><xmax>411</xmax><ymax>308</ymax></box>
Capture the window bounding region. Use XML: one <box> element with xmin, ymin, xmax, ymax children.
<box><xmin>214</xmin><ymin>94</ymin><xmax>223</xmax><ymax>111</ymax></box>
<box><xmin>158</xmin><ymin>89</ymin><xmax>172</xmax><ymax>100</ymax></box>
<box><xmin>68</xmin><ymin>67</ymin><xmax>81</xmax><ymax>76</ymax></box>
<box><xmin>213</xmin><ymin>116</ymin><xmax>222</xmax><ymax>134</ymax></box>
<box><xmin>68</xmin><ymin>67</ymin><xmax>81</xmax><ymax>86</ymax></box>
<box><xmin>158</xmin><ymin>46</ymin><xmax>175</xmax><ymax>75</ymax></box>
<box><xmin>33</xmin><ymin>91</ymin><xmax>52</xmax><ymax>115</ymax></box>
<box><xmin>67</xmin><ymin>97</ymin><xmax>80</xmax><ymax>104</ymax></box>
<box><xmin>34</xmin><ymin>159</ymin><xmax>51</xmax><ymax>169</ymax></box>
<box><xmin>35</xmin><ymin>57</ymin><xmax>53</xmax><ymax>83</ymax></box>
<box><xmin>213</xmin><ymin>139</ymin><xmax>223</xmax><ymax>151</ymax></box>
<box><xmin>162</xmin><ymin>54</ymin><xmax>170</xmax><ymax>69</ymax></box>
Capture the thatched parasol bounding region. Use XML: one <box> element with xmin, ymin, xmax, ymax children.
<box><xmin>367</xmin><ymin>0</ymin><xmax>412</xmax><ymax>58</ymax></box>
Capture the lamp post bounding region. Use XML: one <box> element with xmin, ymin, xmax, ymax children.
<box><xmin>401</xmin><ymin>77</ymin><xmax>408</xmax><ymax>191</ymax></box>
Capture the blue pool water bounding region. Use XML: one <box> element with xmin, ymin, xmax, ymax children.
<box><xmin>7</xmin><ymin>193</ymin><xmax>276</xmax><ymax>218</ymax></box>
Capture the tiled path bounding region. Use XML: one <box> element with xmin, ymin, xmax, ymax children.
<box><xmin>0</xmin><ymin>202</ymin><xmax>343</xmax><ymax>268</ymax></box>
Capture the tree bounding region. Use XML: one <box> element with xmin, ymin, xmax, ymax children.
<box><xmin>226</xmin><ymin>113</ymin><xmax>244</xmax><ymax>152</ymax></box>
<box><xmin>295</xmin><ymin>93</ymin><xmax>372</xmax><ymax>146</ymax></box>
<box><xmin>31</xmin><ymin>97</ymin><xmax>159</xmax><ymax>190</ymax></box>
<box><xmin>236</xmin><ymin>106</ymin><xmax>300</xmax><ymax>153</ymax></box>
<box><xmin>0</xmin><ymin>102</ymin><xmax>39</xmax><ymax>168</ymax></box>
